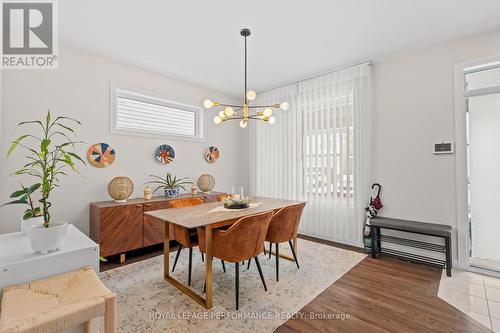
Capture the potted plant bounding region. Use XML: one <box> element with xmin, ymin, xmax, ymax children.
<box><xmin>2</xmin><ymin>183</ymin><xmax>44</xmax><ymax>235</ymax></box>
<box><xmin>6</xmin><ymin>111</ymin><xmax>85</xmax><ymax>253</ymax></box>
<box><xmin>146</xmin><ymin>173</ymin><xmax>191</xmax><ymax>198</ymax></box>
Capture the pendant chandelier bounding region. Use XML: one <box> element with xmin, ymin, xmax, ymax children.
<box><xmin>203</xmin><ymin>28</ymin><xmax>289</xmax><ymax>128</ymax></box>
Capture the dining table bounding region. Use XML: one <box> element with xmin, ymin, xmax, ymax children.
<box><xmin>145</xmin><ymin>196</ymin><xmax>306</xmax><ymax>309</ymax></box>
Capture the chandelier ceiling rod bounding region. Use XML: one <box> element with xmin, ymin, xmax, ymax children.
<box><xmin>203</xmin><ymin>28</ymin><xmax>288</xmax><ymax>128</ymax></box>
<box><xmin>241</xmin><ymin>28</ymin><xmax>251</xmax><ymax>107</ymax></box>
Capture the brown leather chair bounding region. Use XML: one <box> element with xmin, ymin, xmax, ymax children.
<box><xmin>168</xmin><ymin>197</ymin><xmax>204</xmax><ymax>286</ymax></box>
<box><xmin>216</xmin><ymin>194</ymin><xmax>227</xmax><ymax>202</ymax></box>
<box><xmin>198</xmin><ymin>210</ymin><xmax>273</xmax><ymax>310</ymax></box>
<box><xmin>264</xmin><ymin>203</ymin><xmax>305</xmax><ymax>281</ymax></box>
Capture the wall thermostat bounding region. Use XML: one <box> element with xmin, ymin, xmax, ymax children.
<box><xmin>433</xmin><ymin>142</ymin><xmax>454</xmax><ymax>154</ymax></box>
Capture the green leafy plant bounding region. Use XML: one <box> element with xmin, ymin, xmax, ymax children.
<box><xmin>2</xmin><ymin>183</ymin><xmax>42</xmax><ymax>220</ymax></box>
<box><xmin>6</xmin><ymin>111</ymin><xmax>85</xmax><ymax>228</ymax></box>
<box><xmin>146</xmin><ymin>172</ymin><xmax>192</xmax><ymax>194</ymax></box>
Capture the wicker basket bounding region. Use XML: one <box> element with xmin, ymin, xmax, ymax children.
<box><xmin>197</xmin><ymin>174</ymin><xmax>215</xmax><ymax>193</ymax></box>
<box><xmin>107</xmin><ymin>176</ymin><xmax>134</xmax><ymax>202</ymax></box>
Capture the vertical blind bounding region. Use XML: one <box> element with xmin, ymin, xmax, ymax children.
<box><xmin>249</xmin><ymin>63</ymin><xmax>371</xmax><ymax>246</ymax></box>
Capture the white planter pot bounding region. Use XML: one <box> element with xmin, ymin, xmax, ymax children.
<box><xmin>20</xmin><ymin>216</ymin><xmax>44</xmax><ymax>235</ymax></box>
<box><xmin>29</xmin><ymin>222</ymin><xmax>68</xmax><ymax>254</ymax></box>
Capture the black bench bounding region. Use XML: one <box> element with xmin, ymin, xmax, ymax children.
<box><xmin>370</xmin><ymin>217</ymin><xmax>452</xmax><ymax>276</ymax></box>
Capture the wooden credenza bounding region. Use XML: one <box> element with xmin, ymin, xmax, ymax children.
<box><xmin>90</xmin><ymin>192</ymin><xmax>225</xmax><ymax>259</ymax></box>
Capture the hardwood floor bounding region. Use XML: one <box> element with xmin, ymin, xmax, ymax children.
<box><xmin>277</xmin><ymin>256</ymin><xmax>490</xmax><ymax>333</ymax></box>
<box><xmin>100</xmin><ymin>238</ymin><xmax>491</xmax><ymax>333</ymax></box>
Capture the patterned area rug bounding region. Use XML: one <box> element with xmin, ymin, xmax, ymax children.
<box><xmin>99</xmin><ymin>239</ymin><xmax>365</xmax><ymax>333</ymax></box>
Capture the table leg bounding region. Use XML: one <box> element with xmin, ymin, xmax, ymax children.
<box><xmin>163</xmin><ymin>223</ymin><xmax>213</xmax><ymax>309</ymax></box>
<box><xmin>205</xmin><ymin>225</ymin><xmax>213</xmax><ymax>308</ymax></box>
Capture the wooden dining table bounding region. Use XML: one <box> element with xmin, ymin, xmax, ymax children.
<box><xmin>145</xmin><ymin>196</ymin><xmax>306</xmax><ymax>310</ymax></box>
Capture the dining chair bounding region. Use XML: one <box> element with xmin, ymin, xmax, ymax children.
<box><xmin>198</xmin><ymin>210</ymin><xmax>274</xmax><ymax>310</ymax></box>
<box><xmin>168</xmin><ymin>197</ymin><xmax>205</xmax><ymax>286</ymax></box>
<box><xmin>216</xmin><ymin>194</ymin><xmax>227</xmax><ymax>202</ymax></box>
<box><xmin>260</xmin><ymin>203</ymin><xmax>305</xmax><ymax>282</ymax></box>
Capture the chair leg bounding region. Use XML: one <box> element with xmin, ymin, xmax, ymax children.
<box><xmin>247</xmin><ymin>258</ymin><xmax>251</xmax><ymax>270</ymax></box>
<box><xmin>276</xmin><ymin>243</ymin><xmax>279</xmax><ymax>282</ymax></box>
<box><xmin>188</xmin><ymin>247</ymin><xmax>193</xmax><ymax>286</ymax></box>
<box><xmin>289</xmin><ymin>240</ymin><xmax>299</xmax><ymax>269</ymax></box>
<box><xmin>172</xmin><ymin>245</ymin><xmax>182</xmax><ymax>272</ymax></box>
<box><xmin>201</xmin><ymin>251</ymin><xmax>204</xmax><ymax>262</ymax></box>
<box><xmin>104</xmin><ymin>294</ymin><xmax>116</xmax><ymax>333</ymax></box>
<box><xmin>269</xmin><ymin>242</ymin><xmax>272</xmax><ymax>259</ymax></box>
<box><xmin>254</xmin><ymin>256</ymin><xmax>267</xmax><ymax>291</ymax></box>
<box><xmin>235</xmin><ymin>262</ymin><xmax>239</xmax><ymax>310</ymax></box>
<box><xmin>221</xmin><ymin>259</ymin><xmax>226</xmax><ymax>273</ymax></box>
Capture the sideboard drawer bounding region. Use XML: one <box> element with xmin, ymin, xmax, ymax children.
<box><xmin>99</xmin><ymin>204</ymin><xmax>143</xmax><ymax>257</ymax></box>
<box><xmin>143</xmin><ymin>201</ymin><xmax>170</xmax><ymax>247</ymax></box>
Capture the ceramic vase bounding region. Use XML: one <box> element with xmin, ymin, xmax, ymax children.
<box><xmin>29</xmin><ymin>222</ymin><xmax>68</xmax><ymax>254</ymax></box>
<box><xmin>164</xmin><ymin>188</ymin><xmax>179</xmax><ymax>198</ymax></box>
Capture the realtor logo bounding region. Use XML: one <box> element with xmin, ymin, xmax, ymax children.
<box><xmin>2</xmin><ymin>0</ymin><xmax>58</xmax><ymax>69</ymax></box>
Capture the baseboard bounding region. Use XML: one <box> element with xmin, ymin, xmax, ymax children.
<box><xmin>297</xmin><ymin>233</ymin><xmax>364</xmax><ymax>253</ymax></box>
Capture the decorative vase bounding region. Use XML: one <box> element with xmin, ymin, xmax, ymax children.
<box><xmin>107</xmin><ymin>176</ymin><xmax>134</xmax><ymax>202</ymax></box>
<box><xmin>21</xmin><ymin>216</ymin><xmax>44</xmax><ymax>236</ymax></box>
<box><xmin>29</xmin><ymin>222</ymin><xmax>68</xmax><ymax>254</ymax></box>
<box><xmin>197</xmin><ymin>174</ymin><xmax>215</xmax><ymax>194</ymax></box>
<box><xmin>191</xmin><ymin>184</ymin><xmax>198</xmax><ymax>195</ymax></box>
<box><xmin>144</xmin><ymin>185</ymin><xmax>152</xmax><ymax>200</ymax></box>
<box><xmin>164</xmin><ymin>188</ymin><xmax>179</xmax><ymax>198</ymax></box>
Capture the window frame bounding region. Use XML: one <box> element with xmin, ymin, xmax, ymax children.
<box><xmin>110</xmin><ymin>84</ymin><xmax>205</xmax><ymax>142</ymax></box>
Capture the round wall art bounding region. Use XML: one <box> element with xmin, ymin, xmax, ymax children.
<box><xmin>205</xmin><ymin>146</ymin><xmax>220</xmax><ymax>163</ymax></box>
<box><xmin>87</xmin><ymin>143</ymin><xmax>116</xmax><ymax>168</ymax></box>
<box><xmin>155</xmin><ymin>144</ymin><xmax>175</xmax><ymax>164</ymax></box>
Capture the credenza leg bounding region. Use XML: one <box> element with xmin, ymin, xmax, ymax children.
<box><xmin>119</xmin><ymin>253</ymin><xmax>125</xmax><ymax>264</ymax></box>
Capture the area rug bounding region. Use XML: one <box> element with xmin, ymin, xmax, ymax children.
<box><xmin>99</xmin><ymin>239</ymin><xmax>366</xmax><ymax>333</ymax></box>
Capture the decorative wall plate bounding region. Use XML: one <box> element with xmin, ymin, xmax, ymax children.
<box><xmin>205</xmin><ymin>146</ymin><xmax>219</xmax><ymax>163</ymax></box>
<box><xmin>87</xmin><ymin>143</ymin><xmax>116</xmax><ymax>168</ymax></box>
<box><xmin>155</xmin><ymin>144</ymin><xmax>175</xmax><ymax>164</ymax></box>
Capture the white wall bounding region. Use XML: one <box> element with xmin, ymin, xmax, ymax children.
<box><xmin>372</xmin><ymin>29</ymin><xmax>500</xmax><ymax>257</ymax></box>
<box><xmin>0</xmin><ymin>46</ymin><xmax>249</xmax><ymax>234</ymax></box>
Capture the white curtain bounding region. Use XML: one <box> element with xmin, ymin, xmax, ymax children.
<box><xmin>249</xmin><ymin>63</ymin><xmax>371</xmax><ymax>246</ymax></box>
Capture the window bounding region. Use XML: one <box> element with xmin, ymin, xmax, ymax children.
<box><xmin>303</xmin><ymin>96</ymin><xmax>355</xmax><ymax>197</ymax></box>
<box><xmin>465</xmin><ymin>64</ymin><xmax>500</xmax><ymax>92</ymax></box>
<box><xmin>110</xmin><ymin>86</ymin><xmax>204</xmax><ymax>141</ymax></box>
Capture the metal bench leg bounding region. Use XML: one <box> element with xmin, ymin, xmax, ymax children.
<box><xmin>445</xmin><ymin>236</ymin><xmax>452</xmax><ymax>277</ymax></box>
<box><xmin>371</xmin><ymin>226</ymin><xmax>379</xmax><ymax>258</ymax></box>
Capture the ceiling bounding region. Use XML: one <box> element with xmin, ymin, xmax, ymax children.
<box><xmin>60</xmin><ymin>0</ymin><xmax>500</xmax><ymax>97</ymax></box>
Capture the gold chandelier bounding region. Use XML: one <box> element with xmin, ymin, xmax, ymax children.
<box><xmin>203</xmin><ymin>28</ymin><xmax>289</xmax><ymax>128</ymax></box>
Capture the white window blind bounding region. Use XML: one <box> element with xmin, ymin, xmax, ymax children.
<box><xmin>465</xmin><ymin>66</ymin><xmax>500</xmax><ymax>92</ymax></box>
<box><xmin>249</xmin><ymin>63</ymin><xmax>371</xmax><ymax>246</ymax></box>
<box><xmin>111</xmin><ymin>87</ymin><xmax>204</xmax><ymax>141</ymax></box>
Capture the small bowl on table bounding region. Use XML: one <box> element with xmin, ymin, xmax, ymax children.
<box><xmin>224</xmin><ymin>197</ymin><xmax>251</xmax><ymax>209</ymax></box>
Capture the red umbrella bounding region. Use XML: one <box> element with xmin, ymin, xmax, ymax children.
<box><xmin>370</xmin><ymin>183</ymin><xmax>383</xmax><ymax>210</ymax></box>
